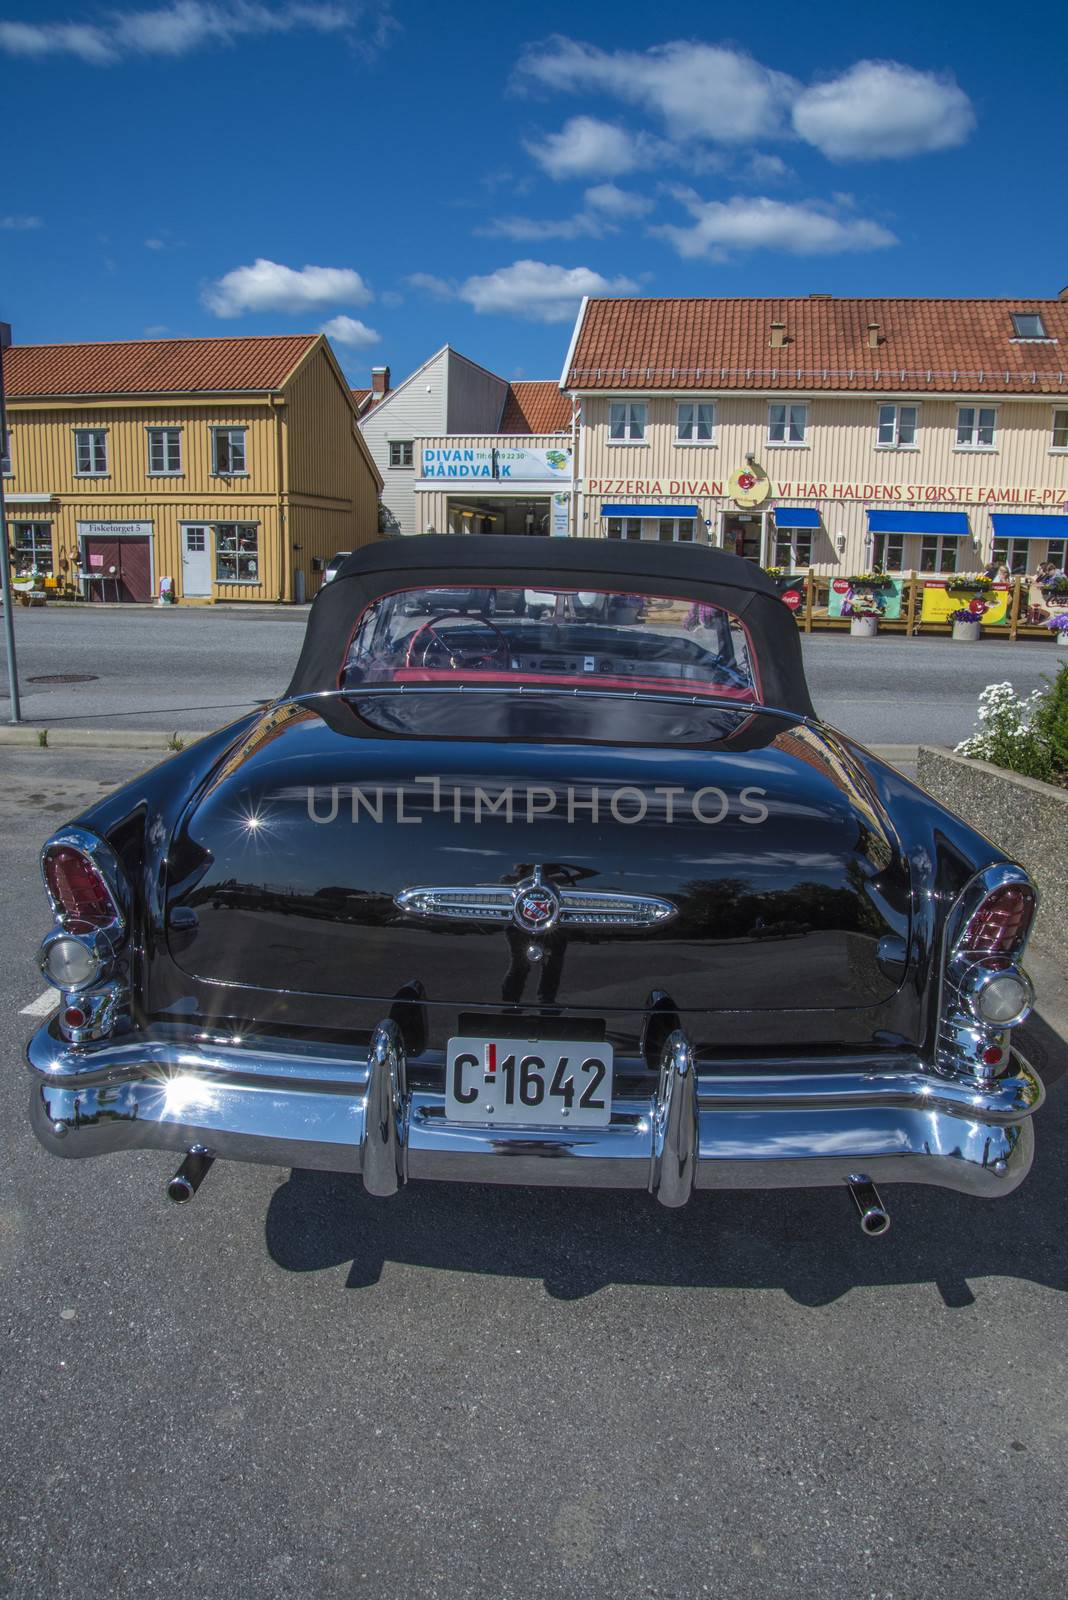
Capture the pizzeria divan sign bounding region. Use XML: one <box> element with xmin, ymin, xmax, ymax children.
<box><xmin>587</xmin><ymin>479</ymin><xmax>1068</xmax><ymax>506</ymax></box>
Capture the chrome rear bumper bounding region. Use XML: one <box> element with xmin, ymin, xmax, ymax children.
<box><xmin>26</xmin><ymin>1019</ymin><xmax>1044</xmax><ymax>1203</ymax></box>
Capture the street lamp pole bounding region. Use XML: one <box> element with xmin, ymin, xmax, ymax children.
<box><xmin>0</xmin><ymin>321</ymin><xmax>21</xmax><ymax>723</ymax></box>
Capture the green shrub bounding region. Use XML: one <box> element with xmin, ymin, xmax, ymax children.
<box><xmin>1033</xmin><ymin>662</ymin><xmax>1068</xmax><ymax>779</ymax></box>
<box><xmin>955</xmin><ymin>682</ymin><xmax>1055</xmax><ymax>783</ymax></box>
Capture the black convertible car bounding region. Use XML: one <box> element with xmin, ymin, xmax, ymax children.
<box><xmin>27</xmin><ymin>537</ymin><xmax>1043</xmax><ymax>1232</ymax></box>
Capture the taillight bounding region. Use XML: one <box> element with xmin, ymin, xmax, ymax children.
<box><xmin>961</xmin><ymin>882</ymin><xmax>1036</xmax><ymax>959</ymax></box>
<box><xmin>43</xmin><ymin>845</ymin><xmax>119</xmax><ymax>935</ymax></box>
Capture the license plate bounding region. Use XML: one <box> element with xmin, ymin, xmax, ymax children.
<box><xmin>445</xmin><ymin>1037</ymin><xmax>613</xmax><ymax>1127</ymax></box>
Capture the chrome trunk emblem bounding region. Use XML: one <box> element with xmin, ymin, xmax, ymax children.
<box><xmin>395</xmin><ymin>865</ymin><xmax>676</xmax><ymax>931</ymax></box>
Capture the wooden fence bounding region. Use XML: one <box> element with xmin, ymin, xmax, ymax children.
<box><xmin>791</xmin><ymin>573</ymin><xmax>1065</xmax><ymax>641</ymax></box>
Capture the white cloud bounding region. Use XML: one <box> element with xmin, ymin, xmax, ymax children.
<box><xmin>0</xmin><ymin>3</ymin><xmax>391</xmax><ymax>65</ymax></box>
<box><xmin>741</xmin><ymin>153</ymin><xmax>792</xmax><ymax>185</ymax></box>
<box><xmin>1</xmin><ymin>213</ymin><xmax>43</xmax><ymax>229</ymax></box>
<box><xmin>457</xmin><ymin>260</ymin><xmax>638</xmax><ymax>324</ymax></box>
<box><xmin>654</xmin><ymin>195</ymin><xmax>897</xmax><ymax>259</ymax></box>
<box><xmin>515</xmin><ymin>35</ymin><xmax>976</xmax><ymax>165</ymax></box>
<box><xmin>524</xmin><ymin>116</ymin><xmax>662</xmax><ymax>179</ymax></box>
<box><xmin>584</xmin><ymin>183</ymin><xmax>653</xmax><ymax>218</ymax></box>
<box><xmin>792</xmin><ymin>61</ymin><xmax>975</xmax><ymax>160</ymax></box>
<box><xmin>320</xmin><ymin>313</ymin><xmax>380</xmax><ymax>348</ymax></box>
<box><xmin>203</xmin><ymin>258</ymin><xmax>372</xmax><ymax>316</ymax></box>
<box><xmin>145</xmin><ymin>237</ymin><xmax>165</xmax><ymax>250</ymax></box>
<box><xmin>518</xmin><ymin>37</ymin><xmax>796</xmax><ymax>145</ymax></box>
<box><xmin>478</xmin><ymin>212</ymin><xmax>609</xmax><ymax>241</ymax></box>
<box><xmin>405</xmin><ymin>272</ymin><xmax>454</xmax><ymax>300</ymax></box>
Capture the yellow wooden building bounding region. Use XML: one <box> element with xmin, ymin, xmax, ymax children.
<box><xmin>2</xmin><ymin>333</ymin><xmax>381</xmax><ymax>603</ymax></box>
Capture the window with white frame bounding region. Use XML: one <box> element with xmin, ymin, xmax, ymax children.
<box><xmin>212</xmin><ymin>427</ymin><xmax>247</xmax><ymax>475</ymax></box>
<box><xmin>74</xmin><ymin>429</ymin><xmax>108</xmax><ymax>475</ymax></box>
<box><xmin>606</xmin><ymin>517</ymin><xmax>643</xmax><ymax>541</ymax></box>
<box><xmin>676</xmin><ymin>402</ymin><xmax>715</xmax><ymax>443</ymax></box>
<box><xmin>773</xmin><ymin>529</ymin><xmax>813</xmax><ymax>568</ymax></box>
<box><xmin>1045</xmin><ymin>539</ymin><xmax>1066</xmax><ymax>571</ymax></box>
<box><xmin>919</xmin><ymin>536</ymin><xmax>959</xmax><ymax>573</ymax></box>
<box><xmin>608</xmin><ymin>402</ymin><xmax>647</xmax><ymax>442</ymax></box>
<box><xmin>10</xmin><ymin>521</ymin><xmax>53</xmax><ymax>577</ymax></box>
<box><xmin>1051</xmin><ymin>409</ymin><xmax>1068</xmax><ymax>451</ymax></box>
<box><xmin>388</xmin><ymin>440</ymin><xmax>413</xmax><ymax>469</ymax></box>
<box><xmin>956</xmin><ymin>406</ymin><xmax>997</xmax><ymax>449</ymax></box>
<box><xmin>1010</xmin><ymin>312</ymin><xmax>1049</xmax><ymax>340</ymax></box>
<box><xmin>991</xmin><ymin>537</ymin><xmax>1032</xmax><ymax>574</ymax></box>
<box><xmin>768</xmin><ymin>403</ymin><xmax>807</xmax><ymax>445</ymax></box>
<box><xmin>147</xmin><ymin>427</ymin><xmax>182</xmax><ymax>475</ymax></box>
<box><xmin>214</xmin><ymin>523</ymin><xmax>259</xmax><ymax>583</ymax></box>
<box><xmin>872</xmin><ymin>533</ymin><xmax>905</xmax><ymax>571</ymax></box>
<box><xmin>876</xmin><ymin>404</ymin><xmax>918</xmax><ymax>448</ymax></box>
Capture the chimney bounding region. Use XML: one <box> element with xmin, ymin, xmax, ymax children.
<box><xmin>769</xmin><ymin>321</ymin><xmax>787</xmax><ymax>350</ymax></box>
<box><xmin>867</xmin><ymin>321</ymin><xmax>881</xmax><ymax>350</ymax></box>
<box><xmin>371</xmin><ymin>365</ymin><xmax>391</xmax><ymax>396</ymax></box>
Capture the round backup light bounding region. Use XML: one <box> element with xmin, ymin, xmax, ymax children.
<box><xmin>63</xmin><ymin>1006</ymin><xmax>87</xmax><ymax>1029</ymax></box>
<box><xmin>970</xmin><ymin>969</ymin><xmax>1034</xmax><ymax>1028</ymax></box>
<box><xmin>40</xmin><ymin>933</ymin><xmax>101</xmax><ymax>993</ymax></box>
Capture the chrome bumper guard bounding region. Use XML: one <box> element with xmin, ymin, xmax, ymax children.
<box><xmin>26</xmin><ymin>1019</ymin><xmax>1044</xmax><ymax>1202</ymax></box>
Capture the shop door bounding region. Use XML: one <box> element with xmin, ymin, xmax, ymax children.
<box><xmin>722</xmin><ymin>514</ymin><xmax>764</xmax><ymax>563</ymax></box>
<box><xmin>83</xmin><ymin>536</ymin><xmax>152</xmax><ymax>601</ymax></box>
<box><xmin>181</xmin><ymin>525</ymin><xmax>212</xmax><ymax>596</ymax></box>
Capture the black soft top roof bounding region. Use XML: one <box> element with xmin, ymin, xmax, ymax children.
<box><xmin>285</xmin><ymin>535</ymin><xmax>814</xmax><ymax>717</ymax></box>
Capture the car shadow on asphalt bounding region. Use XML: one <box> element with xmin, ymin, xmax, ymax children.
<box><xmin>264</xmin><ymin>1013</ymin><xmax>1068</xmax><ymax>1308</ymax></box>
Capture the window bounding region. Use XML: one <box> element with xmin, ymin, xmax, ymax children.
<box><xmin>10</xmin><ymin>521</ymin><xmax>53</xmax><ymax>577</ymax></box>
<box><xmin>1046</xmin><ymin>540</ymin><xmax>1066</xmax><ymax>570</ymax></box>
<box><xmin>212</xmin><ymin>427</ymin><xmax>247</xmax><ymax>475</ymax></box>
<box><xmin>606</xmin><ymin>517</ymin><xmax>643</xmax><ymax>540</ymax></box>
<box><xmin>774</xmin><ymin>530</ymin><xmax>813</xmax><ymax>568</ymax></box>
<box><xmin>608</xmin><ymin>402</ymin><xmax>647</xmax><ymax>442</ymax></box>
<box><xmin>608</xmin><ymin>516</ymin><xmax>694</xmax><ymax>543</ymax></box>
<box><xmin>920</xmin><ymin>536</ymin><xmax>959</xmax><ymax>574</ymax></box>
<box><xmin>876</xmin><ymin>404</ymin><xmax>918</xmax><ymax>448</ymax></box>
<box><xmin>389</xmin><ymin>440</ymin><xmax>414</xmax><ymax>469</ymax></box>
<box><xmin>147</xmin><ymin>427</ymin><xmax>182</xmax><ymax>475</ymax></box>
<box><xmin>1011</xmin><ymin>312</ymin><xmax>1048</xmax><ymax>340</ymax></box>
<box><xmin>991</xmin><ymin>538</ymin><xmax>1032</xmax><ymax>575</ymax></box>
<box><xmin>74</xmin><ymin>429</ymin><xmax>107</xmax><ymax>475</ymax></box>
<box><xmin>214</xmin><ymin>523</ymin><xmax>259</xmax><ymax>583</ymax></box>
<box><xmin>676</xmin><ymin>402</ymin><xmax>715</xmax><ymax>443</ymax></box>
<box><xmin>872</xmin><ymin>533</ymin><xmax>905</xmax><ymax>571</ymax></box>
<box><xmin>956</xmin><ymin>406</ymin><xmax>997</xmax><ymax>449</ymax></box>
<box><xmin>185</xmin><ymin>528</ymin><xmax>206</xmax><ymax>552</ymax></box>
<box><xmin>768</xmin><ymin>404</ymin><xmax>807</xmax><ymax>445</ymax></box>
<box><xmin>1052</xmin><ymin>410</ymin><xmax>1068</xmax><ymax>451</ymax></box>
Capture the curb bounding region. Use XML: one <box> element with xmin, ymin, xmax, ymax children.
<box><xmin>0</xmin><ymin>726</ymin><xmax>204</xmax><ymax>750</ymax></box>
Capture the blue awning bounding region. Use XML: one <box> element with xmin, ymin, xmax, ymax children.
<box><xmin>990</xmin><ymin>512</ymin><xmax>1068</xmax><ymax>539</ymax></box>
<box><xmin>772</xmin><ymin>506</ymin><xmax>821</xmax><ymax>529</ymax></box>
<box><xmin>866</xmin><ymin>509</ymin><xmax>970</xmax><ymax>536</ymax></box>
<box><xmin>601</xmin><ymin>504</ymin><xmax>699</xmax><ymax>519</ymax></box>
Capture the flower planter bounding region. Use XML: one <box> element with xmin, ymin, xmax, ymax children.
<box><xmin>850</xmin><ymin>615</ymin><xmax>879</xmax><ymax>638</ymax></box>
<box><xmin>952</xmin><ymin>619</ymin><xmax>981</xmax><ymax>642</ymax></box>
<box><xmin>1058</xmin><ymin>632</ymin><xmax>1068</xmax><ymax>648</ymax></box>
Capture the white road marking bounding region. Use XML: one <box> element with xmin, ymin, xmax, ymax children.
<box><xmin>20</xmin><ymin>989</ymin><xmax>59</xmax><ymax>1017</ymax></box>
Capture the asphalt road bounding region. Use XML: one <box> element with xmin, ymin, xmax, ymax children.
<box><xmin>0</xmin><ymin>604</ymin><xmax>1063</xmax><ymax>744</ymax></box>
<box><xmin>2</xmin><ymin>747</ymin><xmax>1068</xmax><ymax>1598</ymax></box>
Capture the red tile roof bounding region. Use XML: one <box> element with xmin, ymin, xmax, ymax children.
<box><xmin>564</xmin><ymin>296</ymin><xmax>1068</xmax><ymax>395</ymax></box>
<box><xmin>500</xmin><ymin>380</ymin><xmax>571</xmax><ymax>433</ymax></box>
<box><xmin>6</xmin><ymin>333</ymin><xmax>319</xmax><ymax>398</ymax></box>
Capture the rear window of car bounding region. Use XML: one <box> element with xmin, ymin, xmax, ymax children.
<box><xmin>340</xmin><ymin>584</ymin><xmax>760</xmax><ymax>703</ymax></box>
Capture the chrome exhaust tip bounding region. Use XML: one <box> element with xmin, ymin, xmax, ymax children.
<box><xmin>167</xmin><ymin>1147</ymin><xmax>214</xmax><ymax>1204</ymax></box>
<box><xmin>848</xmin><ymin>1175</ymin><xmax>890</xmax><ymax>1237</ymax></box>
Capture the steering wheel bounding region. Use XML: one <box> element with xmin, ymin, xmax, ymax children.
<box><xmin>405</xmin><ymin>612</ymin><xmax>511</xmax><ymax>671</ymax></box>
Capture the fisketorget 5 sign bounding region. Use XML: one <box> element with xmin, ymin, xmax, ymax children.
<box><xmin>421</xmin><ymin>445</ymin><xmax>571</xmax><ymax>481</ymax></box>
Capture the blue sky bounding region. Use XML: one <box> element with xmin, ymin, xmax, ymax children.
<box><xmin>2</xmin><ymin>0</ymin><xmax>1066</xmax><ymax>387</ymax></box>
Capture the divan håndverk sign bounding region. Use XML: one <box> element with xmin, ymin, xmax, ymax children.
<box><xmin>421</xmin><ymin>446</ymin><xmax>571</xmax><ymax>482</ymax></box>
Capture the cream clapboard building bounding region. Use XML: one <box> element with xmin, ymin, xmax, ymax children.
<box><xmin>561</xmin><ymin>295</ymin><xmax>1068</xmax><ymax>575</ymax></box>
<box><xmin>3</xmin><ymin>333</ymin><xmax>381</xmax><ymax>603</ymax></box>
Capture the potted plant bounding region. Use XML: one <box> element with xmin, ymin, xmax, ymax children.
<box><xmin>946</xmin><ymin>573</ymin><xmax>994</xmax><ymax>595</ymax></box>
<box><xmin>948</xmin><ymin>603</ymin><xmax>986</xmax><ymax>642</ymax></box>
<box><xmin>1040</xmin><ymin>576</ymin><xmax>1068</xmax><ymax>600</ymax></box>
<box><xmin>1046</xmin><ymin>613</ymin><xmax>1068</xmax><ymax>648</ymax></box>
<box><xmin>845</xmin><ymin>588</ymin><xmax>881</xmax><ymax>638</ymax></box>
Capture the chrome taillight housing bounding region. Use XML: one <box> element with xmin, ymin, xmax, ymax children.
<box><xmin>938</xmin><ymin>864</ymin><xmax>1037</xmax><ymax>1079</ymax></box>
<box><xmin>38</xmin><ymin>827</ymin><xmax>131</xmax><ymax>1042</ymax></box>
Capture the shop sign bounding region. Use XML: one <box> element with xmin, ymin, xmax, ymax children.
<box><xmin>587</xmin><ymin>478</ymin><xmax>1068</xmax><ymax>507</ymax></box>
<box><xmin>551</xmin><ymin>493</ymin><xmax>570</xmax><ymax>537</ymax></box>
<box><xmin>781</xmin><ymin>589</ymin><xmax>802</xmax><ymax>611</ymax></box>
<box><xmin>421</xmin><ymin>446</ymin><xmax>571</xmax><ymax>481</ymax></box>
<box><xmin>76</xmin><ymin>520</ymin><xmax>153</xmax><ymax>537</ymax></box>
<box><xmin>828</xmin><ymin>579</ymin><xmax>906</xmax><ymax>620</ymax></box>
<box><xmin>727</xmin><ymin>463</ymin><xmax>770</xmax><ymax>508</ymax></box>
<box><xmin>920</xmin><ymin>582</ymin><xmax>1010</xmax><ymax>626</ymax></box>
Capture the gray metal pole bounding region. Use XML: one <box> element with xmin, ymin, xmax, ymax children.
<box><xmin>0</xmin><ymin>323</ymin><xmax>21</xmax><ymax>723</ymax></box>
